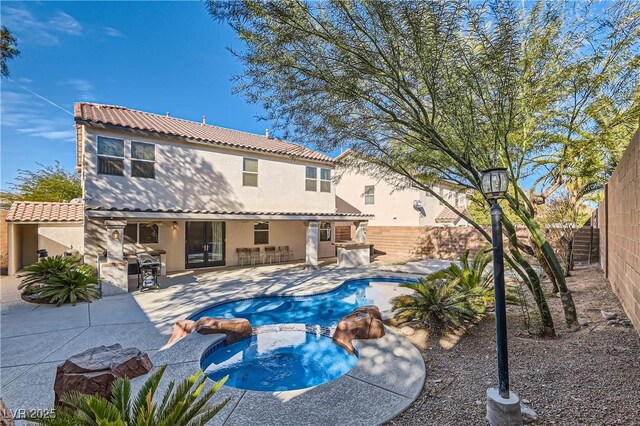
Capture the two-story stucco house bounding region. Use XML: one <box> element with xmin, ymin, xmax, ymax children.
<box><xmin>335</xmin><ymin>151</ymin><xmax>470</xmax><ymax>228</ymax></box>
<box><xmin>68</xmin><ymin>103</ymin><xmax>371</xmax><ymax>294</ymax></box>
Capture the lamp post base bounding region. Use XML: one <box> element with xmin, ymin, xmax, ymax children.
<box><xmin>486</xmin><ymin>388</ymin><xmax>523</xmax><ymax>426</ymax></box>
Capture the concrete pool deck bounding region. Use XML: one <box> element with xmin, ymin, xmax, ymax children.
<box><xmin>1</xmin><ymin>260</ymin><xmax>450</xmax><ymax>425</ymax></box>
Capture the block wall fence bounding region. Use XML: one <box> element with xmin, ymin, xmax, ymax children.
<box><xmin>596</xmin><ymin>127</ymin><xmax>640</xmax><ymax>334</ymax></box>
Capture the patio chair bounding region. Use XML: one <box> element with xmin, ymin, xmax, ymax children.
<box><xmin>236</xmin><ymin>248</ymin><xmax>250</xmax><ymax>266</ymax></box>
<box><xmin>278</xmin><ymin>246</ymin><xmax>293</xmax><ymax>262</ymax></box>
<box><xmin>264</xmin><ymin>246</ymin><xmax>277</xmax><ymax>264</ymax></box>
<box><xmin>249</xmin><ymin>247</ymin><xmax>262</xmax><ymax>265</ymax></box>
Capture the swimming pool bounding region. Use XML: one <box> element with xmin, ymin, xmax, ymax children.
<box><xmin>201</xmin><ymin>328</ymin><xmax>357</xmax><ymax>391</ymax></box>
<box><xmin>195</xmin><ymin>277</ymin><xmax>415</xmax><ymax>391</ymax></box>
<box><xmin>190</xmin><ymin>277</ymin><xmax>416</xmax><ymax>327</ymax></box>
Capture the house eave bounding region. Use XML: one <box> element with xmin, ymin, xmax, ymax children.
<box><xmin>85</xmin><ymin>209</ymin><xmax>373</xmax><ymax>222</ymax></box>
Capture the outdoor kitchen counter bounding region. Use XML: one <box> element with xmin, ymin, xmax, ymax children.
<box><xmin>334</xmin><ymin>242</ymin><xmax>373</xmax><ymax>267</ymax></box>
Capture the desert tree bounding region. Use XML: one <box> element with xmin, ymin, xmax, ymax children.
<box><xmin>1</xmin><ymin>25</ymin><xmax>20</xmax><ymax>78</ymax></box>
<box><xmin>209</xmin><ymin>0</ymin><xmax>640</xmax><ymax>334</ymax></box>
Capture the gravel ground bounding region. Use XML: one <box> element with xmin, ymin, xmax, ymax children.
<box><xmin>386</xmin><ymin>265</ymin><xmax>640</xmax><ymax>426</ymax></box>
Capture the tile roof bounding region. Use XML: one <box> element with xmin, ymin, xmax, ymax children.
<box><xmin>86</xmin><ymin>206</ymin><xmax>372</xmax><ymax>218</ymax></box>
<box><xmin>435</xmin><ymin>205</ymin><xmax>468</xmax><ymax>222</ymax></box>
<box><xmin>8</xmin><ymin>202</ymin><xmax>84</xmax><ymax>223</ymax></box>
<box><xmin>75</xmin><ymin>103</ymin><xmax>333</xmax><ymax>163</ymax></box>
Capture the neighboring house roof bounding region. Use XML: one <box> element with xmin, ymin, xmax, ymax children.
<box><xmin>7</xmin><ymin>201</ymin><xmax>84</xmax><ymax>223</ymax></box>
<box><xmin>435</xmin><ymin>205</ymin><xmax>468</xmax><ymax>223</ymax></box>
<box><xmin>74</xmin><ymin>103</ymin><xmax>333</xmax><ymax>163</ymax></box>
<box><xmin>335</xmin><ymin>195</ymin><xmax>362</xmax><ymax>214</ymax></box>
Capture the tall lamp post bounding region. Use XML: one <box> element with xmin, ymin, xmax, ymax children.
<box><xmin>481</xmin><ymin>168</ymin><xmax>523</xmax><ymax>426</ymax></box>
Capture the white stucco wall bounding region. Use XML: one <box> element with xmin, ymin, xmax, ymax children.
<box><xmin>81</xmin><ymin>127</ymin><xmax>336</xmax><ymax>214</ymax></box>
<box><xmin>336</xmin><ymin>167</ymin><xmax>467</xmax><ymax>227</ymax></box>
<box><xmin>38</xmin><ymin>224</ymin><xmax>84</xmax><ymax>257</ymax></box>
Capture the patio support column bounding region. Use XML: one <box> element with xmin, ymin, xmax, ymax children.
<box><xmin>305</xmin><ymin>221</ymin><xmax>319</xmax><ymax>270</ymax></box>
<box><xmin>101</xmin><ymin>220</ymin><xmax>129</xmax><ymax>295</ymax></box>
<box><xmin>354</xmin><ymin>221</ymin><xmax>368</xmax><ymax>243</ymax></box>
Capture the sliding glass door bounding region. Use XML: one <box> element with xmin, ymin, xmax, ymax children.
<box><xmin>185</xmin><ymin>222</ymin><xmax>226</xmax><ymax>269</ymax></box>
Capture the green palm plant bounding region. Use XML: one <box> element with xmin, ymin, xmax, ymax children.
<box><xmin>18</xmin><ymin>255</ymin><xmax>80</xmax><ymax>295</ymax></box>
<box><xmin>391</xmin><ymin>279</ymin><xmax>479</xmax><ymax>334</ymax></box>
<box><xmin>28</xmin><ymin>365</ymin><xmax>229</xmax><ymax>426</ymax></box>
<box><xmin>38</xmin><ymin>269</ymin><xmax>100</xmax><ymax>306</ymax></box>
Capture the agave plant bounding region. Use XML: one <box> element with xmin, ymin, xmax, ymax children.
<box><xmin>28</xmin><ymin>365</ymin><xmax>230</xmax><ymax>426</ymax></box>
<box><xmin>38</xmin><ymin>269</ymin><xmax>100</xmax><ymax>306</ymax></box>
<box><xmin>18</xmin><ymin>255</ymin><xmax>80</xmax><ymax>295</ymax></box>
<box><xmin>391</xmin><ymin>279</ymin><xmax>478</xmax><ymax>334</ymax></box>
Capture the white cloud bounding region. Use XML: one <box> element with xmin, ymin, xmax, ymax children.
<box><xmin>58</xmin><ymin>79</ymin><xmax>95</xmax><ymax>101</ymax></box>
<box><xmin>1</xmin><ymin>6</ymin><xmax>83</xmax><ymax>45</ymax></box>
<box><xmin>103</xmin><ymin>26</ymin><xmax>123</xmax><ymax>37</ymax></box>
<box><xmin>1</xmin><ymin>89</ymin><xmax>75</xmax><ymax>142</ymax></box>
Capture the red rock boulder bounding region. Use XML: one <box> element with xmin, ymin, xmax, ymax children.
<box><xmin>54</xmin><ymin>344</ymin><xmax>152</xmax><ymax>406</ymax></box>
<box><xmin>167</xmin><ymin>317</ymin><xmax>252</xmax><ymax>346</ymax></box>
<box><xmin>332</xmin><ymin>307</ymin><xmax>385</xmax><ymax>353</ymax></box>
<box><xmin>1</xmin><ymin>398</ymin><xmax>15</xmax><ymax>426</ymax></box>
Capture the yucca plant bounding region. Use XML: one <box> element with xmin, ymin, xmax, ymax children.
<box><xmin>18</xmin><ymin>255</ymin><xmax>80</xmax><ymax>295</ymax></box>
<box><xmin>38</xmin><ymin>269</ymin><xmax>100</xmax><ymax>307</ymax></box>
<box><xmin>391</xmin><ymin>279</ymin><xmax>478</xmax><ymax>334</ymax></box>
<box><xmin>28</xmin><ymin>365</ymin><xmax>230</xmax><ymax>426</ymax></box>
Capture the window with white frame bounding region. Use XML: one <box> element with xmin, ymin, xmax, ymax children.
<box><xmin>305</xmin><ymin>166</ymin><xmax>317</xmax><ymax>191</ymax></box>
<box><xmin>243</xmin><ymin>158</ymin><xmax>258</xmax><ymax>187</ymax></box>
<box><xmin>320</xmin><ymin>168</ymin><xmax>331</xmax><ymax>192</ymax></box>
<box><xmin>254</xmin><ymin>222</ymin><xmax>269</xmax><ymax>244</ymax></box>
<box><xmin>124</xmin><ymin>223</ymin><xmax>159</xmax><ymax>244</ymax></box>
<box><xmin>131</xmin><ymin>141</ymin><xmax>155</xmax><ymax>178</ymax></box>
<box><xmin>97</xmin><ymin>136</ymin><xmax>124</xmax><ymax>176</ymax></box>
<box><xmin>320</xmin><ymin>222</ymin><xmax>332</xmax><ymax>241</ymax></box>
<box><xmin>364</xmin><ymin>185</ymin><xmax>375</xmax><ymax>205</ymax></box>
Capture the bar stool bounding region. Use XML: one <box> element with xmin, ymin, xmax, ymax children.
<box><xmin>236</xmin><ymin>248</ymin><xmax>250</xmax><ymax>266</ymax></box>
<box><xmin>264</xmin><ymin>246</ymin><xmax>277</xmax><ymax>264</ymax></box>
<box><xmin>249</xmin><ymin>247</ymin><xmax>261</xmax><ymax>265</ymax></box>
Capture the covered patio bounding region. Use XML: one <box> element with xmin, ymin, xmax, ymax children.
<box><xmin>84</xmin><ymin>207</ymin><xmax>373</xmax><ymax>295</ymax></box>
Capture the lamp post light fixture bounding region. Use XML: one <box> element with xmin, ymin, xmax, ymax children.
<box><xmin>480</xmin><ymin>167</ymin><xmax>523</xmax><ymax>426</ymax></box>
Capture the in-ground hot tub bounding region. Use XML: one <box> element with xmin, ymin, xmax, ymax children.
<box><xmin>200</xmin><ymin>327</ymin><xmax>357</xmax><ymax>392</ymax></box>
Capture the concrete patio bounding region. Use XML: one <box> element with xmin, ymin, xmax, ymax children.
<box><xmin>0</xmin><ymin>260</ymin><xmax>450</xmax><ymax>425</ymax></box>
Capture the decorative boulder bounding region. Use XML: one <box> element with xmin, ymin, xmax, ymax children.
<box><xmin>54</xmin><ymin>344</ymin><xmax>152</xmax><ymax>406</ymax></box>
<box><xmin>332</xmin><ymin>306</ymin><xmax>385</xmax><ymax>353</ymax></box>
<box><xmin>167</xmin><ymin>317</ymin><xmax>252</xmax><ymax>346</ymax></box>
<box><xmin>1</xmin><ymin>398</ymin><xmax>15</xmax><ymax>426</ymax></box>
<box><xmin>194</xmin><ymin>318</ymin><xmax>252</xmax><ymax>344</ymax></box>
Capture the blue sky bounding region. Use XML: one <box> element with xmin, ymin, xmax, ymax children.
<box><xmin>0</xmin><ymin>1</ymin><xmax>300</xmax><ymax>189</ymax></box>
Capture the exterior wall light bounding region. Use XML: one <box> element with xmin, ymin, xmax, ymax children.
<box><xmin>481</xmin><ymin>168</ymin><xmax>509</xmax><ymax>201</ymax></box>
<box><xmin>172</xmin><ymin>221</ymin><xmax>178</xmax><ymax>231</ymax></box>
<box><xmin>111</xmin><ymin>230</ymin><xmax>121</xmax><ymax>240</ymax></box>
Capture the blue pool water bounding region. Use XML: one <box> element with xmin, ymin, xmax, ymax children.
<box><xmin>201</xmin><ymin>329</ymin><xmax>358</xmax><ymax>391</ymax></box>
<box><xmin>190</xmin><ymin>277</ymin><xmax>415</xmax><ymax>326</ymax></box>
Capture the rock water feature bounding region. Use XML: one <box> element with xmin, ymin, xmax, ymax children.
<box><xmin>167</xmin><ymin>317</ymin><xmax>252</xmax><ymax>346</ymax></box>
<box><xmin>332</xmin><ymin>305</ymin><xmax>385</xmax><ymax>352</ymax></box>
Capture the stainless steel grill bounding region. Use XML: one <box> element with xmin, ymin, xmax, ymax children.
<box><xmin>137</xmin><ymin>253</ymin><xmax>160</xmax><ymax>291</ymax></box>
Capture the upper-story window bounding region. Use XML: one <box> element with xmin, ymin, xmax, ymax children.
<box><xmin>305</xmin><ymin>166</ymin><xmax>317</xmax><ymax>191</ymax></box>
<box><xmin>243</xmin><ymin>158</ymin><xmax>258</xmax><ymax>187</ymax></box>
<box><xmin>364</xmin><ymin>185</ymin><xmax>375</xmax><ymax>205</ymax></box>
<box><xmin>131</xmin><ymin>142</ymin><xmax>155</xmax><ymax>179</ymax></box>
<box><xmin>124</xmin><ymin>223</ymin><xmax>159</xmax><ymax>244</ymax></box>
<box><xmin>97</xmin><ymin>136</ymin><xmax>124</xmax><ymax>176</ymax></box>
<box><xmin>320</xmin><ymin>222</ymin><xmax>332</xmax><ymax>241</ymax></box>
<box><xmin>254</xmin><ymin>222</ymin><xmax>269</xmax><ymax>244</ymax></box>
<box><xmin>320</xmin><ymin>168</ymin><xmax>331</xmax><ymax>193</ymax></box>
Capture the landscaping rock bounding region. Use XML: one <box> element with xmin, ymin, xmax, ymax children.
<box><xmin>54</xmin><ymin>344</ymin><xmax>152</xmax><ymax>406</ymax></box>
<box><xmin>577</xmin><ymin>318</ymin><xmax>589</xmax><ymax>326</ymax></box>
<box><xmin>618</xmin><ymin>319</ymin><xmax>632</xmax><ymax>327</ymax></box>
<box><xmin>521</xmin><ymin>403</ymin><xmax>538</xmax><ymax>424</ymax></box>
<box><xmin>352</xmin><ymin>305</ymin><xmax>382</xmax><ymax>320</ymax></box>
<box><xmin>1</xmin><ymin>398</ymin><xmax>15</xmax><ymax>426</ymax></box>
<box><xmin>194</xmin><ymin>317</ymin><xmax>252</xmax><ymax>343</ymax></box>
<box><xmin>601</xmin><ymin>310</ymin><xmax>617</xmax><ymax>320</ymax></box>
<box><xmin>167</xmin><ymin>317</ymin><xmax>252</xmax><ymax>346</ymax></box>
<box><xmin>332</xmin><ymin>307</ymin><xmax>385</xmax><ymax>353</ymax></box>
<box><xmin>400</xmin><ymin>325</ymin><xmax>416</xmax><ymax>336</ymax></box>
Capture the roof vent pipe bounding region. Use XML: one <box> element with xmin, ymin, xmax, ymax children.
<box><xmin>202</xmin><ymin>115</ymin><xmax>206</xmax><ymax>125</ymax></box>
<box><xmin>265</xmin><ymin>129</ymin><xmax>270</xmax><ymax>139</ymax></box>
<box><xmin>166</xmin><ymin>112</ymin><xmax>170</xmax><ymax>117</ymax></box>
